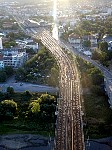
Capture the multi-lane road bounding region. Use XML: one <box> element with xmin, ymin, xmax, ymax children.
<box><xmin>38</xmin><ymin>30</ymin><xmax>84</xmax><ymax>150</ymax></box>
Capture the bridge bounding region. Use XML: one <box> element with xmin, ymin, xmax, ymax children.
<box><xmin>38</xmin><ymin>30</ymin><xmax>85</xmax><ymax>150</ymax></box>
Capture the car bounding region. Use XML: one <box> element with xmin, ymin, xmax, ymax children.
<box><xmin>20</xmin><ymin>83</ymin><xmax>23</xmax><ymax>86</ymax></box>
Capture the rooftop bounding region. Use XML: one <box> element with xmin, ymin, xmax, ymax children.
<box><xmin>69</xmin><ymin>33</ymin><xmax>81</xmax><ymax>39</ymax></box>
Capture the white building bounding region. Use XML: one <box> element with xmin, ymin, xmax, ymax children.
<box><xmin>3</xmin><ymin>52</ymin><xmax>27</xmax><ymax>68</ymax></box>
<box><xmin>107</xmin><ymin>8</ymin><xmax>112</xmax><ymax>15</ymax></box>
<box><xmin>83</xmin><ymin>51</ymin><xmax>92</xmax><ymax>57</ymax></box>
<box><xmin>89</xmin><ymin>35</ymin><xmax>98</xmax><ymax>45</ymax></box>
<box><xmin>108</xmin><ymin>41</ymin><xmax>112</xmax><ymax>50</ymax></box>
<box><xmin>0</xmin><ymin>37</ymin><xmax>3</xmax><ymax>49</ymax></box>
<box><xmin>68</xmin><ymin>33</ymin><xmax>81</xmax><ymax>44</ymax></box>
<box><xmin>2</xmin><ymin>48</ymin><xmax>19</xmax><ymax>55</ymax></box>
<box><xmin>25</xmin><ymin>42</ymin><xmax>39</xmax><ymax>52</ymax></box>
<box><xmin>0</xmin><ymin>48</ymin><xmax>27</xmax><ymax>68</ymax></box>
<box><xmin>0</xmin><ymin>33</ymin><xmax>5</xmax><ymax>37</ymax></box>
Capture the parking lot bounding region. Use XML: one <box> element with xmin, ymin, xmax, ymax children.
<box><xmin>0</xmin><ymin>82</ymin><xmax>58</xmax><ymax>93</ymax></box>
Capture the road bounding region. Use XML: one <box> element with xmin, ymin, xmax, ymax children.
<box><xmin>0</xmin><ymin>82</ymin><xmax>58</xmax><ymax>93</ymax></box>
<box><xmin>38</xmin><ymin>30</ymin><xmax>84</xmax><ymax>150</ymax></box>
<box><xmin>60</xmin><ymin>40</ymin><xmax>112</xmax><ymax>79</ymax></box>
<box><xmin>0</xmin><ymin>134</ymin><xmax>54</xmax><ymax>150</ymax></box>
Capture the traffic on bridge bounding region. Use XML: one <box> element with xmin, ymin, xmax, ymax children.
<box><xmin>38</xmin><ymin>30</ymin><xmax>84</xmax><ymax>150</ymax></box>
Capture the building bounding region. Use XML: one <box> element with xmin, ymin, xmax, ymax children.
<box><xmin>24</xmin><ymin>19</ymin><xmax>40</xmax><ymax>28</ymax></box>
<box><xmin>104</xmin><ymin>77</ymin><xmax>112</xmax><ymax>108</ymax></box>
<box><xmin>0</xmin><ymin>33</ymin><xmax>5</xmax><ymax>37</ymax></box>
<box><xmin>83</xmin><ymin>50</ymin><xmax>92</xmax><ymax>57</ymax></box>
<box><xmin>0</xmin><ymin>37</ymin><xmax>3</xmax><ymax>49</ymax></box>
<box><xmin>107</xmin><ymin>8</ymin><xmax>112</xmax><ymax>15</ymax></box>
<box><xmin>2</xmin><ymin>48</ymin><xmax>19</xmax><ymax>55</ymax></box>
<box><xmin>0</xmin><ymin>48</ymin><xmax>27</xmax><ymax>68</ymax></box>
<box><xmin>58</xmin><ymin>26</ymin><xmax>65</xmax><ymax>37</ymax></box>
<box><xmin>25</xmin><ymin>42</ymin><xmax>39</xmax><ymax>52</ymax></box>
<box><xmin>0</xmin><ymin>54</ymin><xmax>4</xmax><ymax>68</ymax></box>
<box><xmin>16</xmin><ymin>39</ymin><xmax>39</xmax><ymax>52</ymax></box>
<box><xmin>3</xmin><ymin>52</ymin><xmax>27</xmax><ymax>68</ymax></box>
<box><xmin>102</xmin><ymin>34</ymin><xmax>112</xmax><ymax>43</ymax></box>
<box><xmin>68</xmin><ymin>33</ymin><xmax>81</xmax><ymax>44</ymax></box>
<box><xmin>102</xmin><ymin>34</ymin><xmax>112</xmax><ymax>50</ymax></box>
<box><xmin>2</xmin><ymin>22</ymin><xmax>14</xmax><ymax>28</ymax></box>
<box><xmin>108</xmin><ymin>41</ymin><xmax>112</xmax><ymax>50</ymax></box>
<box><xmin>82</xmin><ymin>35</ymin><xmax>98</xmax><ymax>45</ymax></box>
<box><xmin>89</xmin><ymin>35</ymin><xmax>98</xmax><ymax>45</ymax></box>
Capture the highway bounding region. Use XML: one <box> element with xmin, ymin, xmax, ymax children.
<box><xmin>37</xmin><ymin>30</ymin><xmax>84</xmax><ymax>150</ymax></box>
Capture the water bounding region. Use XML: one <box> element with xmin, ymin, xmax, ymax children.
<box><xmin>52</xmin><ymin>0</ymin><xmax>59</xmax><ymax>40</ymax></box>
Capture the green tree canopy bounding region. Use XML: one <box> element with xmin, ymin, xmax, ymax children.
<box><xmin>29</xmin><ymin>101</ymin><xmax>40</xmax><ymax>114</ymax></box>
<box><xmin>40</xmin><ymin>94</ymin><xmax>55</xmax><ymax>104</ymax></box>
<box><xmin>4</xmin><ymin>66</ymin><xmax>13</xmax><ymax>77</ymax></box>
<box><xmin>0</xmin><ymin>70</ymin><xmax>7</xmax><ymax>82</ymax></box>
<box><xmin>83</xmin><ymin>40</ymin><xmax>91</xmax><ymax>47</ymax></box>
<box><xmin>0</xmin><ymin>100</ymin><xmax>17</xmax><ymax>120</ymax></box>
<box><xmin>88</xmin><ymin>68</ymin><xmax>104</xmax><ymax>85</ymax></box>
<box><xmin>99</xmin><ymin>42</ymin><xmax>108</xmax><ymax>51</ymax></box>
<box><xmin>7</xmin><ymin>87</ymin><xmax>14</xmax><ymax>95</ymax></box>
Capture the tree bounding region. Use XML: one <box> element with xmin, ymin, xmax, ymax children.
<box><xmin>6</xmin><ymin>32</ymin><xmax>15</xmax><ymax>39</ymax></box>
<box><xmin>48</xmin><ymin>67</ymin><xmax>59</xmax><ymax>86</ymax></box>
<box><xmin>29</xmin><ymin>101</ymin><xmax>40</xmax><ymax>114</ymax></box>
<box><xmin>92</xmin><ymin>49</ymin><xmax>107</xmax><ymax>65</ymax></box>
<box><xmin>7</xmin><ymin>87</ymin><xmax>14</xmax><ymax>95</ymax></box>
<box><xmin>28</xmin><ymin>101</ymin><xmax>40</xmax><ymax>119</ymax></box>
<box><xmin>99</xmin><ymin>42</ymin><xmax>108</xmax><ymax>51</ymax></box>
<box><xmin>10</xmin><ymin>41</ymin><xmax>17</xmax><ymax>47</ymax></box>
<box><xmin>3</xmin><ymin>42</ymin><xmax>10</xmax><ymax>48</ymax></box>
<box><xmin>15</xmin><ymin>68</ymin><xmax>26</xmax><ymax>81</ymax></box>
<box><xmin>4</xmin><ymin>66</ymin><xmax>13</xmax><ymax>77</ymax></box>
<box><xmin>0</xmin><ymin>70</ymin><xmax>7</xmax><ymax>82</ymax></box>
<box><xmin>83</xmin><ymin>40</ymin><xmax>91</xmax><ymax>47</ymax></box>
<box><xmin>88</xmin><ymin>68</ymin><xmax>104</xmax><ymax>85</ymax></box>
<box><xmin>21</xmin><ymin>91</ymin><xmax>32</xmax><ymax>101</ymax></box>
<box><xmin>40</xmin><ymin>94</ymin><xmax>55</xmax><ymax>104</ymax></box>
<box><xmin>92</xmin><ymin>49</ymin><xmax>100</xmax><ymax>60</ymax></box>
<box><xmin>0</xmin><ymin>100</ymin><xmax>17</xmax><ymax>120</ymax></box>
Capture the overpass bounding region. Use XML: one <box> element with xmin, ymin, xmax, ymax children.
<box><xmin>38</xmin><ymin>30</ymin><xmax>84</xmax><ymax>150</ymax></box>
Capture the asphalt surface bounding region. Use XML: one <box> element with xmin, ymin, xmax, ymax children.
<box><xmin>40</xmin><ymin>30</ymin><xmax>84</xmax><ymax>150</ymax></box>
<box><xmin>85</xmin><ymin>137</ymin><xmax>112</xmax><ymax>150</ymax></box>
<box><xmin>60</xmin><ymin>40</ymin><xmax>112</xmax><ymax>79</ymax></box>
<box><xmin>0</xmin><ymin>82</ymin><xmax>58</xmax><ymax>93</ymax></box>
<box><xmin>0</xmin><ymin>134</ymin><xmax>54</xmax><ymax>150</ymax></box>
<box><xmin>0</xmin><ymin>76</ymin><xmax>58</xmax><ymax>93</ymax></box>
